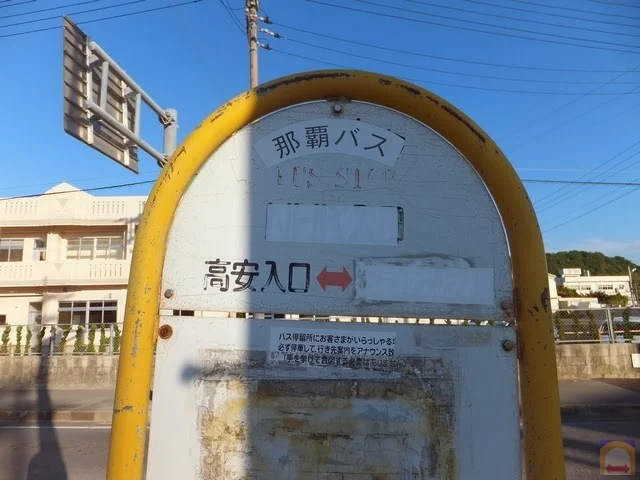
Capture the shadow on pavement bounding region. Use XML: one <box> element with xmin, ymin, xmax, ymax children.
<box><xmin>26</xmin><ymin>353</ymin><xmax>68</xmax><ymax>480</ymax></box>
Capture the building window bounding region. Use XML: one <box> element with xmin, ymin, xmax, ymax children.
<box><xmin>66</xmin><ymin>236</ymin><xmax>124</xmax><ymax>260</ymax></box>
<box><xmin>600</xmin><ymin>285</ymin><xmax>614</xmax><ymax>291</ymax></box>
<box><xmin>173</xmin><ymin>310</ymin><xmax>194</xmax><ymax>316</ymax></box>
<box><xmin>28</xmin><ymin>302</ymin><xmax>43</xmax><ymax>325</ymax></box>
<box><xmin>33</xmin><ymin>238</ymin><xmax>47</xmax><ymax>261</ymax></box>
<box><xmin>0</xmin><ymin>239</ymin><xmax>23</xmax><ymax>262</ymax></box>
<box><xmin>58</xmin><ymin>301</ymin><xmax>117</xmax><ymax>325</ymax></box>
<box><xmin>619</xmin><ymin>284</ymin><xmax>627</xmax><ymax>290</ymax></box>
<box><xmin>0</xmin><ymin>315</ymin><xmax>5</xmax><ymax>326</ymax></box>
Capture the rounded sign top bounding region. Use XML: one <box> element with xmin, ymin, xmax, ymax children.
<box><xmin>162</xmin><ymin>100</ymin><xmax>512</xmax><ymax>320</ymax></box>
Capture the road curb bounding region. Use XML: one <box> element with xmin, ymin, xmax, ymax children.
<box><xmin>0</xmin><ymin>410</ymin><xmax>114</xmax><ymax>424</ymax></box>
<box><xmin>561</xmin><ymin>405</ymin><xmax>640</xmax><ymax>417</ymax></box>
<box><xmin>0</xmin><ymin>406</ymin><xmax>637</xmax><ymax>424</ymax></box>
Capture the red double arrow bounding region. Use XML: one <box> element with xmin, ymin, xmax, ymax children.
<box><xmin>317</xmin><ymin>266</ymin><xmax>352</xmax><ymax>291</ymax></box>
<box><xmin>605</xmin><ymin>464</ymin><xmax>630</xmax><ymax>473</ymax></box>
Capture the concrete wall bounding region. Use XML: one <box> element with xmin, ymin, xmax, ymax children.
<box><xmin>0</xmin><ymin>355</ymin><xmax>122</xmax><ymax>389</ymax></box>
<box><xmin>1</xmin><ymin>344</ymin><xmax>639</xmax><ymax>389</ymax></box>
<box><xmin>555</xmin><ymin>343</ymin><xmax>640</xmax><ymax>379</ymax></box>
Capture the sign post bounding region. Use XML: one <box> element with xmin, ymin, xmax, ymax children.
<box><xmin>106</xmin><ymin>70</ymin><xmax>565</xmax><ymax>479</ymax></box>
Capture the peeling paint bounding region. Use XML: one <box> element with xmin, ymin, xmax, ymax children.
<box><xmin>440</xmin><ymin>105</ymin><xmax>486</xmax><ymax>144</ymax></box>
<box><xmin>397</xmin><ymin>83</ymin><xmax>422</xmax><ymax>96</ymax></box>
<box><xmin>114</xmin><ymin>405</ymin><xmax>134</xmax><ymax>414</ymax></box>
<box><xmin>197</xmin><ymin>354</ymin><xmax>457</xmax><ymax>479</ymax></box>
<box><xmin>540</xmin><ymin>288</ymin><xmax>550</xmax><ymax>313</ymax></box>
<box><xmin>255</xmin><ymin>72</ymin><xmax>353</xmax><ymax>96</ymax></box>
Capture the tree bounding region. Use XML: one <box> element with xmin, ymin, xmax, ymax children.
<box><xmin>557</xmin><ymin>285</ymin><xmax>579</xmax><ymax>298</ymax></box>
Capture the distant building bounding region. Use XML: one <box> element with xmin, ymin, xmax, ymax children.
<box><xmin>548</xmin><ymin>274</ymin><xmax>559</xmax><ymax>311</ymax></box>
<box><xmin>555</xmin><ymin>268</ymin><xmax>633</xmax><ymax>306</ymax></box>
<box><xmin>0</xmin><ymin>183</ymin><xmax>145</xmax><ymax>327</ymax></box>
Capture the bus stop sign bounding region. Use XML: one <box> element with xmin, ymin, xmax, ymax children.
<box><xmin>106</xmin><ymin>71</ymin><xmax>565</xmax><ymax>480</ymax></box>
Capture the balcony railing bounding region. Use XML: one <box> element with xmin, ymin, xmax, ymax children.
<box><xmin>0</xmin><ymin>260</ymin><xmax>130</xmax><ymax>287</ymax></box>
<box><xmin>0</xmin><ymin>198</ymin><xmax>146</xmax><ymax>225</ymax></box>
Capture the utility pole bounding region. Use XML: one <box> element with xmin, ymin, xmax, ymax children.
<box><xmin>246</xmin><ymin>0</ymin><xmax>259</xmax><ymax>88</ymax></box>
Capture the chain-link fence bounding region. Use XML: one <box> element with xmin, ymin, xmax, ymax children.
<box><xmin>0</xmin><ymin>323</ymin><xmax>123</xmax><ymax>356</ymax></box>
<box><xmin>554</xmin><ymin>308</ymin><xmax>640</xmax><ymax>344</ymax></box>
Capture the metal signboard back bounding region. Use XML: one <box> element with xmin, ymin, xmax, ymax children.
<box><xmin>62</xmin><ymin>17</ymin><xmax>139</xmax><ymax>173</ymax></box>
<box><xmin>147</xmin><ymin>100</ymin><xmax>521</xmax><ymax>479</ymax></box>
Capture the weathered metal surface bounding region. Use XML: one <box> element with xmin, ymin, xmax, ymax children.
<box><xmin>146</xmin><ymin>317</ymin><xmax>520</xmax><ymax>479</ymax></box>
<box><xmin>108</xmin><ymin>71</ymin><xmax>563</xmax><ymax>480</ymax></box>
<box><xmin>160</xmin><ymin>101</ymin><xmax>512</xmax><ymax>320</ymax></box>
<box><xmin>62</xmin><ymin>17</ymin><xmax>139</xmax><ymax>173</ymax></box>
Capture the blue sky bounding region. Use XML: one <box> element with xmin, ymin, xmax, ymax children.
<box><xmin>2</xmin><ymin>0</ymin><xmax>640</xmax><ymax>260</ymax></box>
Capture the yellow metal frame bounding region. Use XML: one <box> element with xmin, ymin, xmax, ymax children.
<box><xmin>106</xmin><ymin>70</ymin><xmax>565</xmax><ymax>480</ymax></box>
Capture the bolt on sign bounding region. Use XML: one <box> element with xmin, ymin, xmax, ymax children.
<box><xmin>107</xmin><ymin>72</ymin><xmax>565</xmax><ymax>480</ymax></box>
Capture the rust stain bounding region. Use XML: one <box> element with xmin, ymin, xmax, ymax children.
<box><xmin>198</xmin><ymin>359</ymin><xmax>457</xmax><ymax>479</ymax></box>
<box><xmin>424</xmin><ymin>94</ymin><xmax>439</xmax><ymax>104</ymax></box>
<box><xmin>281</xmin><ymin>417</ymin><xmax>305</xmax><ymax>432</ymax></box>
<box><xmin>397</xmin><ymin>83</ymin><xmax>422</xmax><ymax>96</ymax></box>
<box><xmin>114</xmin><ymin>405</ymin><xmax>133</xmax><ymax>414</ymax></box>
<box><xmin>440</xmin><ymin>104</ymin><xmax>486</xmax><ymax>143</ymax></box>
<box><xmin>378</xmin><ymin>78</ymin><xmax>392</xmax><ymax>86</ymax></box>
<box><xmin>541</xmin><ymin>288</ymin><xmax>550</xmax><ymax>313</ymax></box>
<box><xmin>255</xmin><ymin>72</ymin><xmax>353</xmax><ymax>96</ymax></box>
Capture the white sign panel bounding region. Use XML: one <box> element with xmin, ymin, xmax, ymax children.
<box><xmin>162</xmin><ymin>101</ymin><xmax>513</xmax><ymax>320</ymax></box>
<box><xmin>146</xmin><ymin>317</ymin><xmax>521</xmax><ymax>480</ymax></box>
<box><xmin>266</xmin><ymin>204</ymin><xmax>400</xmax><ymax>246</ymax></box>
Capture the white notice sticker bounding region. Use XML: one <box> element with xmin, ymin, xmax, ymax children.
<box><xmin>254</xmin><ymin>118</ymin><xmax>405</xmax><ymax>167</ymax></box>
<box><xmin>269</xmin><ymin>326</ymin><xmax>397</xmax><ymax>368</ymax></box>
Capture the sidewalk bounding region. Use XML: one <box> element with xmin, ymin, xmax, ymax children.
<box><xmin>559</xmin><ymin>378</ymin><xmax>640</xmax><ymax>417</ymax></box>
<box><xmin>0</xmin><ymin>379</ymin><xmax>639</xmax><ymax>423</ymax></box>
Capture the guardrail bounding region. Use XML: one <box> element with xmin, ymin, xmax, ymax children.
<box><xmin>0</xmin><ymin>323</ymin><xmax>124</xmax><ymax>356</ymax></box>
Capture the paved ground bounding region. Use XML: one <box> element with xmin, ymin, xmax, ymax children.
<box><xmin>0</xmin><ymin>418</ymin><xmax>637</xmax><ymax>480</ymax></box>
<box><xmin>560</xmin><ymin>378</ymin><xmax>640</xmax><ymax>406</ymax></box>
<box><xmin>0</xmin><ymin>380</ymin><xmax>637</xmax><ymax>478</ymax></box>
<box><xmin>1</xmin><ymin>379</ymin><xmax>639</xmax><ymax>416</ymax></box>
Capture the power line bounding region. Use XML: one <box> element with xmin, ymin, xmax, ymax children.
<box><xmin>353</xmin><ymin>0</ymin><xmax>640</xmax><ymax>50</ymax></box>
<box><xmin>219</xmin><ymin>0</ymin><xmax>244</xmax><ymax>35</ymax></box>
<box><xmin>533</xmin><ymin>138</ymin><xmax>640</xmax><ymax>208</ymax></box>
<box><xmin>504</xmin><ymin>75</ymin><xmax>640</xmax><ymax>150</ymax></box>
<box><xmin>270</xmin><ymin>47</ymin><xmax>640</xmax><ymax>95</ymax></box>
<box><xmin>284</xmin><ymin>36</ymin><xmax>640</xmax><ymax>85</ymax></box>
<box><xmin>0</xmin><ymin>0</ymin><xmax>35</xmax><ymax>10</ymax></box>
<box><xmin>0</xmin><ymin>181</ymin><xmax>155</xmax><ymax>201</ymax></box>
<box><xmin>275</xmin><ymin>21</ymin><xmax>639</xmax><ymax>74</ymax></box>
<box><xmin>536</xmin><ymin>148</ymin><xmax>640</xmax><ymax>212</ymax></box>
<box><xmin>543</xmin><ymin>185</ymin><xmax>640</xmax><ymax>233</ymax></box>
<box><xmin>527</xmin><ymin>179</ymin><xmax>640</xmax><ymax>186</ymax></box>
<box><xmin>587</xmin><ymin>0</ymin><xmax>640</xmax><ymax>7</ymax></box>
<box><xmin>0</xmin><ymin>0</ymin><xmax>101</xmax><ymax>21</ymax></box>
<box><xmin>6</xmin><ymin>175</ymin><xmax>640</xmax><ymax>204</ymax></box>
<box><xmin>0</xmin><ymin>0</ymin><xmax>146</xmax><ymax>29</ymax></box>
<box><xmin>405</xmin><ymin>0</ymin><xmax>640</xmax><ymax>39</ymax></box>
<box><xmin>504</xmin><ymin>0</ymin><xmax>640</xmax><ymax>20</ymax></box>
<box><xmin>466</xmin><ymin>0</ymin><xmax>639</xmax><ymax>29</ymax></box>
<box><xmin>0</xmin><ymin>0</ymin><xmax>203</xmax><ymax>39</ymax></box>
<box><xmin>305</xmin><ymin>0</ymin><xmax>640</xmax><ymax>56</ymax></box>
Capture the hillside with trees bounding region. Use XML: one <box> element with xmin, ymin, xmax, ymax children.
<box><xmin>547</xmin><ymin>251</ymin><xmax>638</xmax><ymax>278</ymax></box>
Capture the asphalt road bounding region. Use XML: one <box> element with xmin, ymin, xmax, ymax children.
<box><xmin>0</xmin><ymin>418</ymin><xmax>637</xmax><ymax>480</ymax></box>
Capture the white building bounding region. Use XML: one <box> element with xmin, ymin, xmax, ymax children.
<box><xmin>556</xmin><ymin>268</ymin><xmax>633</xmax><ymax>302</ymax></box>
<box><xmin>0</xmin><ymin>183</ymin><xmax>145</xmax><ymax>327</ymax></box>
